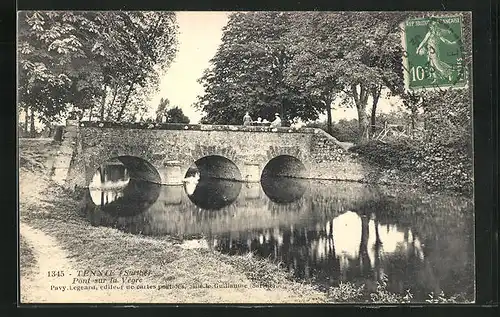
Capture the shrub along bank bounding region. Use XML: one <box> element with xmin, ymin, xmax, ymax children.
<box><xmin>19</xmin><ymin>139</ymin><xmax>469</xmax><ymax>303</ymax></box>
<box><xmin>350</xmin><ymin>139</ymin><xmax>473</xmax><ymax>196</ymax></box>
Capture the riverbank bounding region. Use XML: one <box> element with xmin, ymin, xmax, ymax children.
<box><xmin>350</xmin><ymin>139</ymin><xmax>473</xmax><ymax>197</ymax></box>
<box><xmin>20</xmin><ymin>166</ymin><xmax>329</xmax><ymax>303</ymax></box>
<box><xmin>19</xmin><ymin>138</ymin><xmax>468</xmax><ymax>303</ymax></box>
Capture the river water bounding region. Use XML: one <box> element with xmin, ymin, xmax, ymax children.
<box><xmin>83</xmin><ymin>164</ymin><xmax>474</xmax><ymax>302</ymax></box>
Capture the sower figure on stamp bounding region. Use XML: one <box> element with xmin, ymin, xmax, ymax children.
<box><xmin>243</xmin><ymin>111</ymin><xmax>253</xmax><ymax>126</ymax></box>
<box><xmin>416</xmin><ymin>20</ymin><xmax>458</xmax><ymax>83</ymax></box>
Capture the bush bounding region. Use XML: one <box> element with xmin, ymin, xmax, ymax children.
<box><xmin>327</xmin><ymin>282</ymin><xmax>365</xmax><ymax>302</ymax></box>
<box><xmin>417</xmin><ymin>140</ymin><xmax>472</xmax><ymax>195</ymax></box>
<box><xmin>350</xmin><ymin>139</ymin><xmax>422</xmax><ymax>172</ymax></box>
<box><xmin>350</xmin><ymin>138</ymin><xmax>473</xmax><ymax>195</ymax></box>
<box><xmin>307</xmin><ymin>119</ymin><xmax>359</xmax><ymax>143</ymax></box>
<box><xmin>422</xmin><ymin>89</ymin><xmax>472</xmax><ymax>146</ymax></box>
<box><xmin>425</xmin><ymin>291</ymin><xmax>466</xmax><ymax>304</ymax></box>
<box><xmin>325</xmin><ymin>273</ymin><xmax>470</xmax><ymax>303</ymax></box>
<box><xmin>369</xmin><ymin>274</ymin><xmax>413</xmax><ymax>303</ymax></box>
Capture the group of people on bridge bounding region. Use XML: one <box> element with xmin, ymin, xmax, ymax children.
<box><xmin>243</xmin><ymin>112</ymin><xmax>282</xmax><ymax>128</ymax></box>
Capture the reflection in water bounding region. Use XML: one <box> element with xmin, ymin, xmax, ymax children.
<box><xmin>260</xmin><ymin>176</ymin><xmax>307</xmax><ymax>204</ymax></box>
<box><xmin>83</xmin><ymin>166</ymin><xmax>474</xmax><ymax>301</ymax></box>
<box><xmin>89</xmin><ymin>163</ymin><xmax>130</xmax><ymax>206</ymax></box>
<box><xmin>89</xmin><ymin>179</ymin><xmax>161</xmax><ymax>217</ymax></box>
<box><xmin>185</xmin><ymin>178</ymin><xmax>242</xmax><ymax>210</ymax></box>
<box><xmin>326</xmin><ymin>211</ymin><xmax>424</xmax><ymax>269</ymax></box>
<box><xmin>88</xmin><ymin>163</ymin><xmax>161</xmax><ymax>217</ymax></box>
<box><xmin>243</xmin><ymin>182</ymin><xmax>261</xmax><ymax>200</ymax></box>
<box><xmin>183</xmin><ymin>172</ymin><xmax>200</xmax><ymax>196</ymax></box>
<box><xmin>210</xmin><ymin>210</ymin><xmax>454</xmax><ymax>298</ymax></box>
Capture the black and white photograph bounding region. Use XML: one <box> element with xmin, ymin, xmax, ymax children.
<box><xmin>18</xmin><ymin>11</ymin><xmax>475</xmax><ymax>304</ymax></box>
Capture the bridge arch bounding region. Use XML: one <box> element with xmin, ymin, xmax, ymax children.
<box><xmin>183</xmin><ymin>155</ymin><xmax>243</xmax><ymax>210</ymax></box>
<box><xmin>86</xmin><ymin>156</ymin><xmax>162</xmax><ymax>218</ymax></box>
<box><xmin>261</xmin><ymin>155</ymin><xmax>307</xmax><ymax>179</ymax></box>
<box><xmin>89</xmin><ymin>155</ymin><xmax>162</xmax><ymax>186</ymax></box>
<box><xmin>185</xmin><ymin>155</ymin><xmax>242</xmax><ymax>181</ymax></box>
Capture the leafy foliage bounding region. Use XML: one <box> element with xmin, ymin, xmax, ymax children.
<box><xmin>369</xmin><ymin>273</ymin><xmax>413</xmax><ymax>303</ymax></box>
<box><xmin>286</xmin><ymin>12</ymin><xmax>409</xmax><ymax>140</ymax></box>
<box><xmin>165</xmin><ymin>106</ymin><xmax>190</xmax><ymax>124</ymax></box>
<box><xmin>326</xmin><ymin>274</ymin><xmax>468</xmax><ymax>303</ymax></box>
<box><xmin>196</xmin><ymin>12</ymin><xmax>325</xmax><ymax>125</ymax></box>
<box><xmin>425</xmin><ymin>291</ymin><xmax>470</xmax><ymax>303</ymax></box>
<box><xmin>18</xmin><ymin>11</ymin><xmax>179</xmax><ymax>127</ymax></box>
<box><xmin>421</xmin><ymin>89</ymin><xmax>472</xmax><ymax>145</ymax></box>
<box><xmin>351</xmin><ymin>138</ymin><xmax>472</xmax><ymax>195</ymax></box>
<box><xmin>154</xmin><ymin>98</ymin><xmax>190</xmax><ymax>123</ymax></box>
<box><xmin>155</xmin><ymin>97</ymin><xmax>170</xmax><ymax>122</ymax></box>
<box><xmin>307</xmin><ymin>119</ymin><xmax>359</xmax><ymax>143</ymax></box>
<box><xmin>327</xmin><ymin>282</ymin><xmax>364</xmax><ymax>302</ymax></box>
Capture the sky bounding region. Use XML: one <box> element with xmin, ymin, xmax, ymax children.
<box><xmin>149</xmin><ymin>12</ymin><xmax>230</xmax><ymax>123</ymax></box>
<box><xmin>150</xmin><ymin>12</ymin><xmax>405</xmax><ymax>124</ymax></box>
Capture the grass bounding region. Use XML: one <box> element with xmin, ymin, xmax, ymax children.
<box><xmin>21</xmin><ymin>185</ymin><xmax>329</xmax><ymax>302</ymax></box>
<box><xmin>18</xmin><ymin>138</ymin><xmax>60</xmax><ymax>172</ymax></box>
<box><xmin>18</xmin><ymin>138</ymin><xmax>470</xmax><ymax>303</ymax></box>
<box><xmin>327</xmin><ymin>282</ymin><xmax>365</xmax><ymax>302</ymax></box>
<box><xmin>18</xmin><ymin>141</ymin><xmax>328</xmax><ymax>302</ymax></box>
<box><xmin>19</xmin><ymin>235</ymin><xmax>36</xmax><ymax>277</ymax></box>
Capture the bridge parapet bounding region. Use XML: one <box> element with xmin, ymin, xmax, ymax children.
<box><xmin>64</xmin><ymin>121</ymin><xmax>367</xmax><ymax>189</ymax></box>
<box><xmin>78</xmin><ymin>121</ymin><xmax>319</xmax><ymax>134</ymax></box>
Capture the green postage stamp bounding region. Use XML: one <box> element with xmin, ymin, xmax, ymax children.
<box><xmin>402</xmin><ymin>15</ymin><xmax>467</xmax><ymax>91</ymax></box>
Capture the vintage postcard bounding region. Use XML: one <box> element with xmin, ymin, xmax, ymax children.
<box><xmin>18</xmin><ymin>11</ymin><xmax>474</xmax><ymax>304</ymax></box>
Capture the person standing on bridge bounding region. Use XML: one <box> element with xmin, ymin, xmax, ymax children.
<box><xmin>243</xmin><ymin>111</ymin><xmax>253</xmax><ymax>126</ymax></box>
<box><xmin>270</xmin><ymin>113</ymin><xmax>281</xmax><ymax>128</ymax></box>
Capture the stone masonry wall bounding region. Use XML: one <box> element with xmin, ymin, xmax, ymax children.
<box><xmin>308</xmin><ymin>129</ymin><xmax>366</xmax><ymax>181</ymax></box>
<box><xmin>70</xmin><ymin>122</ymin><xmax>318</xmax><ymax>187</ymax></box>
<box><xmin>66</xmin><ymin>122</ymin><xmax>371</xmax><ymax>188</ymax></box>
<box><xmin>52</xmin><ymin>119</ymin><xmax>79</xmax><ymax>187</ymax></box>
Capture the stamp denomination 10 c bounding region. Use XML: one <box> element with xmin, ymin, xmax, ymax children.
<box><xmin>402</xmin><ymin>15</ymin><xmax>467</xmax><ymax>91</ymax></box>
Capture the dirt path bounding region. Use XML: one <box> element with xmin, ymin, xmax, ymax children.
<box><xmin>20</xmin><ymin>222</ymin><xmax>164</xmax><ymax>303</ymax></box>
<box><xmin>20</xmin><ymin>222</ymin><xmax>324</xmax><ymax>303</ymax></box>
<box><xmin>20</xmin><ymin>223</ymin><xmax>95</xmax><ymax>303</ymax></box>
<box><xmin>18</xmin><ymin>139</ymin><xmax>326</xmax><ymax>303</ymax></box>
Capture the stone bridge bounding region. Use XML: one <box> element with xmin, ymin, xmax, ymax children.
<box><xmin>60</xmin><ymin>120</ymin><xmax>366</xmax><ymax>189</ymax></box>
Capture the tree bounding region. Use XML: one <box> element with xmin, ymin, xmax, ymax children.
<box><xmin>400</xmin><ymin>92</ymin><xmax>423</xmax><ymax>138</ymax></box>
<box><xmin>346</xmin><ymin>12</ymin><xmax>408</xmax><ymax>142</ymax></box>
<box><xmin>284</xmin><ymin>12</ymin><xmax>346</xmax><ymax>134</ymax></box>
<box><xmin>165</xmin><ymin>106</ymin><xmax>190</xmax><ymax>124</ymax></box>
<box><xmin>286</xmin><ymin>12</ymin><xmax>408</xmax><ymax>143</ymax></box>
<box><xmin>369</xmin><ymin>85</ymin><xmax>383</xmax><ymax>138</ymax></box>
<box><xmin>196</xmin><ymin>12</ymin><xmax>324</xmax><ymax>125</ymax></box>
<box><xmin>18</xmin><ymin>12</ymin><xmax>111</xmax><ymax>125</ymax></box>
<box><xmin>79</xmin><ymin>11</ymin><xmax>179</xmax><ymax>122</ymax></box>
<box><xmin>155</xmin><ymin>97</ymin><xmax>170</xmax><ymax>122</ymax></box>
<box><xmin>18</xmin><ymin>11</ymin><xmax>179</xmax><ymax>128</ymax></box>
